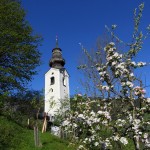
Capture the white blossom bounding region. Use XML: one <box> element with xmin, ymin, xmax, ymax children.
<box><xmin>116</xmin><ymin>119</ymin><xmax>126</xmax><ymax>127</ymax></box>
<box><xmin>112</xmin><ymin>61</ymin><xmax>117</xmax><ymax>66</ymax></box>
<box><xmin>130</xmin><ymin>73</ymin><xmax>134</xmax><ymax>77</ymax></box>
<box><xmin>134</xmin><ymin>119</ymin><xmax>141</xmax><ymax>125</ymax></box>
<box><xmin>113</xmin><ymin>52</ymin><xmax>119</xmax><ymax>57</ymax></box>
<box><xmin>102</xmin><ymin>120</ymin><xmax>108</xmax><ymax>124</ymax></box>
<box><xmin>107</xmin><ymin>56</ymin><xmax>113</xmax><ymax>61</ymax></box>
<box><xmin>102</xmin><ymin>86</ymin><xmax>110</xmax><ymax>91</ymax></box>
<box><xmin>126</xmin><ymin>81</ymin><xmax>134</xmax><ymax>88</ymax></box>
<box><xmin>97</xmin><ymin>110</ymin><xmax>103</xmax><ymax>115</ymax></box>
<box><xmin>96</xmin><ymin>66</ymin><xmax>101</xmax><ymax>71</ymax></box>
<box><xmin>78</xmin><ymin>114</ymin><xmax>85</xmax><ymax>119</ymax></box>
<box><xmin>90</xmin><ymin>111</ymin><xmax>95</xmax><ymax>116</ymax></box>
<box><xmin>78</xmin><ymin>145</ymin><xmax>84</xmax><ymax>149</ymax></box>
<box><xmin>131</xmin><ymin>61</ymin><xmax>136</xmax><ymax>66</ymax></box>
<box><xmin>73</xmin><ymin>123</ymin><xmax>77</xmax><ymax>128</ymax></box>
<box><xmin>62</xmin><ymin>120</ymin><xmax>70</xmax><ymax>126</ymax></box>
<box><xmin>144</xmin><ymin>133</ymin><xmax>148</xmax><ymax>139</ymax></box>
<box><xmin>94</xmin><ymin>142</ymin><xmax>99</xmax><ymax>146</ymax></box>
<box><xmin>109</xmin><ymin>42</ymin><xmax>115</xmax><ymax>46</ymax></box>
<box><xmin>121</xmin><ymin>82</ymin><xmax>126</xmax><ymax>87</ymax></box>
<box><xmin>113</xmin><ymin>135</ymin><xmax>119</xmax><ymax>141</ymax></box>
<box><xmin>146</xmin><ymin>98</ymin><xmax>150</xmax><ymax>103</ymax></box>
<box><xmin>137</xmin><ymin>62</ymin><xmax>146</xmax><ymax>67</ymax></box>
<box><xmin>120</xmin><ymin>137</ymin><xmax>128</xmax><ymax>145</ymax></box>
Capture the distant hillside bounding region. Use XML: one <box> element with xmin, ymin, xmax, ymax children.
<box><xmin>0</xmin><ymin>116</ymin><xmax>76</xmax><ymax>150</ymax></box>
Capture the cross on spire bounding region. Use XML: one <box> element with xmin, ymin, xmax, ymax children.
<box><xmin>56</xmin><ymin>35</ymin><xmax>59</xmax><ymax>48</ymax></box>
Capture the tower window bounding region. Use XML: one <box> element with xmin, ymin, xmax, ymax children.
<box><xmin>63</xmin><ymin>77</ymin><xmax>66</xmax><ymax>86</ymax></box>
<box><xmin>50</xmin><ymin>88</ymin><xmax>53</xmax><ymax>92</ymax></box>
<box><xmin>50</xmin><ymin>77</ymin><xmax>55</xmax><ymax>85</ymax></box>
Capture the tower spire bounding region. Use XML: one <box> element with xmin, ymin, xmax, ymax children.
<box><xmin>49</xmin><ymin>37</ymin><xmax>65</xmax><ymax>69</ymax></box>
<box><xmin>56</xmin><ymin>35</ymin><xmax>58</xmax><ymax>48</ymax></box>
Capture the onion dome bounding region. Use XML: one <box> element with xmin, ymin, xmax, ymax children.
<box><xmin>49</xmin><ymin>36</ymin><xmax>65</xmax><ymax>69</ymax></box>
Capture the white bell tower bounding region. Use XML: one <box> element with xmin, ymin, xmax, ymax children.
<box><xmin>44</xmin><ymin>37</ymin><xmax>70</xmax><ymax>117</ymax></box>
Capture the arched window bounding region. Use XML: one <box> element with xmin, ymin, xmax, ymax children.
<box><xmin>50</xmin><ymin>77</ymin><xmax>55</xmax><ymax>85</ymax></box>
<box><xmin>50</xmin><ymin>88</ymin><xmax>53</xmax><ymax>92</ymax></box>
<box><xmin>63</xmin><ymin>77</ymin><xmax>66</xmax><ymax>86</ymax></box>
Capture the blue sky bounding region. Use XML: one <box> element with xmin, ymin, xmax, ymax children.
<box><xmin>22</xmin><ymin>0</ymin><xmax>150</xmax><ymax>96</ymax></box>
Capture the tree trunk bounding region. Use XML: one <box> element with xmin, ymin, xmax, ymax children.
<box><xmin>133</xmin><ymin>136</ymin><xmax>140</xmax><ymax>150</ymax></box>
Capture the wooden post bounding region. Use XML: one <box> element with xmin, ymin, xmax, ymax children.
<box><xmin>61</xmin><ymin>127</ymin><xmax>64</xmax><ymax>139</ymax></box>
<box><xmin>27</xmin><ymin>118</ymin><xmax>30</xmax><ymax>128</ymax></box>
<box><xmin>42</xmin><ymin>112</ymin><xmax>47</xmax><ymax>133</ymax></box>
<box><xmin>34</xmin><ymin>126</ymin><xmax>39</xmax><ymax>147</ymax></box>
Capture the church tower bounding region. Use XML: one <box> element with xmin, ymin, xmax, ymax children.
<box><xmin>44</xmin><ymin>37</ymin><xmax>70</xmax><ymax>118</ymax></box>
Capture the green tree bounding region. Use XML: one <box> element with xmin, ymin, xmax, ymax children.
<box><xmin>0</xmin><ymin>0</ymin><xmax>42</xmax><ymax>95</ymax></box>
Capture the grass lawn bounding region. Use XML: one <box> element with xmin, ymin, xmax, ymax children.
<box><xmin>0</xmin><ymin>116</ymin><xmax>76</xmax><ymax>150</ymax></box>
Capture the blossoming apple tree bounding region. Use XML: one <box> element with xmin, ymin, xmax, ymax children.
<box><xmin>61</xmin><ymin>3</ymin><xmax>150</xmax><ymax>150</ymax></box>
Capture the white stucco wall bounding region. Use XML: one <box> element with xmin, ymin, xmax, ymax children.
<box><xmin>44</xmin><ymin>68</ymin><xmax>70</xmax><ymax>116</ymax></box>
